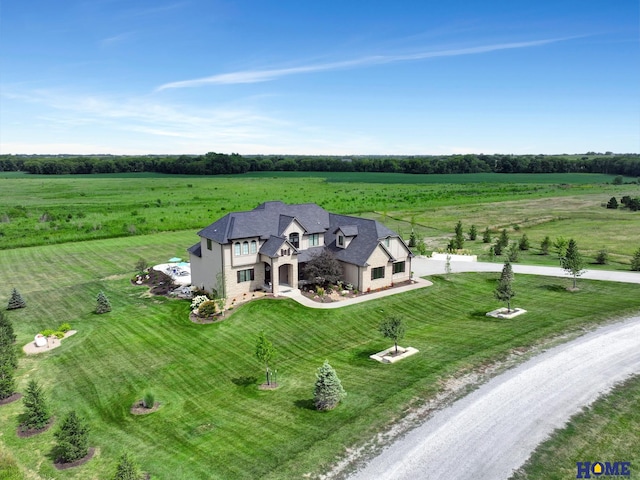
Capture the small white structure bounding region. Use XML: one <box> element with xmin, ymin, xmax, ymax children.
<box><xmin>34</xmin><ymin>334</ymin><xmax>47</xmax><ymax>347</ymax></box>
<box><xmin>486</xmin><ymin>307</ymin><xmax>527</xmax><ymax>319</ymax></box>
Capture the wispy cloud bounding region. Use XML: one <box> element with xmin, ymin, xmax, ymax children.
<box><xmin>101</xmin><ymin>32</ymin><xmax>134</xmax><ymax>47</ymax></box>
<box><xmin>157</xmin><ymin>38</ymin><xmax>566</xmax><ymax>91</ymax></box>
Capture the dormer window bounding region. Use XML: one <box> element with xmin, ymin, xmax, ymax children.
<box><xmin>338</xmin><ymin>235</ymin><xmax>344</xmax><ymax>247</ymax></box>
<box><xmin>384</xmin><ymin>238</ymin><xmax>390</xmax><ymax>247</ymax></box>
<box><xmin>289</xmin><ymin>232</ymin><xmax>299</xmax><ymax>249</ymax></box>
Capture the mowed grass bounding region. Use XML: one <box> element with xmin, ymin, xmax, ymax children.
<box><xmin>511</xmin><ymin>374</ymin><xmax>640</xmax><ymax>480</ymax></box>
<box><xmin>2</xmin><ymin>234</ymin><xmax>640</xmax><ymax>478</ymax></box>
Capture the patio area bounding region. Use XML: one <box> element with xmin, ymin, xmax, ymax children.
<box><xmin>153</xmin><ymin>261</ymin><xmax>191</xmax><ymax>286</ymax></box>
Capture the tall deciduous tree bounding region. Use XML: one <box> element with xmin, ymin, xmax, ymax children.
<box><xmin>303</xmin><ymin>250</ymin><xmax>343</xmax><ymax>286</ymax></box>
<box><xmin>495</xmin><ymin>261</ymin><xmax>516</xmax><ymax>312</ymax></box>
<box><xmin>313</xmin><ymin>361</ymin><xmax>346</xmax><ymax>411</ymax></box>
<box><xmin>21</xmin><ymin>380</ymin><xmax>51</xmax><ymax>430</ymax></box>
<box><xmin>54</xmin><ymin>411</ymin><xmax>90</xmax><ymax>463</ymax></box>
<box><xmin>255</xmin><ymin>331</ymin><xmax>275</xmax><ymax>386</ymax></box>
<box><xmin>379</xmin><ymin>316</ymin><xmax>406</xmax><ymax>355</ymax></box>
<box><xmin>561</xmin><ymin>239</ymin><xmax>586</xmax><ymax>289</ymax></box>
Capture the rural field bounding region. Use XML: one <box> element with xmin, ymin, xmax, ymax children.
<box><xmin>0</xmin><ymin>171</ymin><xmax>639</xmax><ymax>479</ymax></box>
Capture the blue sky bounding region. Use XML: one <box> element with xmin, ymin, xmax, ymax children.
<box><xmin>1</xmin><ymin>0</ymin><xmax>638</xmax><ymax>155</ymax></box>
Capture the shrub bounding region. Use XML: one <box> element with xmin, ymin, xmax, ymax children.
<box><xmin>96</xmin><ymin>291</ymin><xmax>112</xmax><ymax>314</ymax></box>
<box><xmin>197</xmin><ymin>300</ymin><xmax>217</xmax><ymax>317</ymax></box>
<box><xmin>313</xmin><ymin>361</ymin><xmax>346</xmax><ymax>411</ymax></box>
<box><xmin>54</xmin><ymin>411</ymin><xmax>90</xmax><ymax>463</ymax></box>
<box><xmin>40</xmin><ymin>329</ymin><xmax>55</xmax><ymax>337</ymax></box>
<box><xmin>190</xmin><ymin>295</ymin><xmax>209</xmax><ymax>311</ymax></box>
<box><xmin>53</xmin><ymin>331</ymin><xmax>65</xmax><ymax>339</ymax></box>
<box><xmin>143</xmin><ymin>392</ymin><xmax>155</xmax><ymax>409</ymax></box>
<box><xmin>7</xmin><ymin>288</ymin><xmax>26</xmax><ymax>310</ymax></box>
<box><xmin>315</xmin><ymin>286</ymin><xmax>325</xmax><ymax>296</ymax></box>
<box><xmin>58</xmin><ymin>323</ymin><xmax>72</xmax><ymax>333</ymax></box>
<box><xmin>113</xmin><ymin>451</ymin><xmax>141</xmax><ymax>480</ymax></box>
<box><xmin>631</xmin><ymin>248</ymin><xmax>640</xmax><ymax>271</ymax></box>
<box><xmin>595</xmin><ymin>249</ymin><xmax>608</xmax><ymax>265</ymax></box>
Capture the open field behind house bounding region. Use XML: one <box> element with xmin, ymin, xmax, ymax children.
<box><xmin>1</xmin><ymin>232</ymin><xmax>640</xmax><ymax>479</ymax></box>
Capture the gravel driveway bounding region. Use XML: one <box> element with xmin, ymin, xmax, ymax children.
<box><xmin>349</xmin><ymin>259</ymin><xmax>640</xmax><ymax>480</ymax></box>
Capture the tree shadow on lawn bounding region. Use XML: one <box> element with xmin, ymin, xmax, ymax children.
<box><xmin>293</xmin><ymin>399</ymin><xmax>316</xmax><ymax>411</ymax></box>
<box><xmin>537</xmin><ymin>284</ymin><xmax>568</xmax><ymax>293</ymax></box>
<box><xmin>231</xmin><ymin>376</ymin><xmax>258</xmax><ymax>387</ymax></box>
<box><xmin>469</xmin><ymin>310</ymin><xmax>503</xmax><ymax>322</ymax></box>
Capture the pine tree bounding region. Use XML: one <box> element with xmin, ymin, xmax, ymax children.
<box><xmin>482</xmin><ymin>227</ymin><xmax>492</xmax><ymax>244</ymax></box>
<box><xmin>54</xmin><ymin>411</ymin><xmax>90</xmax><ymax>463</ymax></box>
<box><xmin>468</xmin><ymin>224</ymin><xmax>477</xmax><ymax>241</ymax></box>
<box><xmin>561</xmin><ymin>239</ymin><xmax>585</xmax><ymax>289</ymax></box>
<box><xmin>606</xmin><ymin>197</ymin><xmax>618</xmax><ymax>209</ymax></box>
<box><xmin>7</xmin><ymin>288</ymin><xmax>26</xmax><ymax>310</ymax></box>
<box><xmin>0</xmin><ymin>332</ymin><xmax>17</xmax><ymax>369</ymax></box>
<box><xmin>540</xmin><ymin>236</ymin><xmax>551</xmax><ymax>255</ymax></box>
<box><xmin>0</xmin><ymin>311</ymin><xmax>16</xmax><ymax>344</ymax></box>
<box><xmin>0</xmin><ymin>363</ymin><xmax>16</xmax><ymax>400</ymax></box>
<box><xmin>22</xmin><ymin>380</ymin><xmax>51</xmax><ymax>430</ymax></box>
<box><xmin>454</xmin><ymin>221</ymin><xmax>464</xmax><ymax>250</ymax></box>
<box><xmin>113</xmin><ymin>452</ymin><xmax>141</xmax><ymax>480</ymax></box>
<box><xmin>95</xmin><ymin>291</ymin><xmax>112</xmax><ymax>314</ymax></box>
<box><xmin>408</xmin><ymin>229</ymin><xmax>417</xmax><ymax>248</ymax></box>
<box><xmin>518</xmin><ymin>234</ymin><xmax>530</xmax><ymax>251</ymax></box>
<box><xmin>494</xmin><ymin>261</ymin><xmax>516</xmax><ymax>312</ymax></box>
<box><xmin>313</xmin><ymin>361</ymin><xmax>346</xmax><ymax>411</ymax></box>
<box><xmin>498</xmin><ymin>229</ymin><xmax>509</xmax><ymax>249</ymax></box>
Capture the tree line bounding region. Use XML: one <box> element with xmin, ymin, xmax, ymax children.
<box><xmin>1</xmin><ymin>152</ymin><xmax>639</xmax><ymax>177</ymax></box>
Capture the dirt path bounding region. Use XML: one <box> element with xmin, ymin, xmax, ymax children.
<box><xmin>348</xmin><ymin>315</ymin><xmax>640</xmax><ymax>480</ymax></box>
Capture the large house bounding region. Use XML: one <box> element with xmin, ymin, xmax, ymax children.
<box><xmin>188</xmin><ymin>201</ymin><xmax>413</xmax><ymax>299</ymax></box>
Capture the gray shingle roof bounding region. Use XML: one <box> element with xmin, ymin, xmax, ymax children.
<box><xmin>188</xmin><ymin>242</ymin><xmax>202</xmax><ymax>257</ymax></box>
<box><xmin>337</xmin><ymin>225</ymin><xmax>358</xmax><ymax>237</ymax></box>
<box><xmin>259</xmin><ymin>235</ymin><xmax>293</xmax><ymax>258</ymax></box>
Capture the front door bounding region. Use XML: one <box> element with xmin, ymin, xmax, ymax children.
<box><xmin>264</xmin><ymin>263</ymin><xmax>271</xmax><ymax>284</ymax></box>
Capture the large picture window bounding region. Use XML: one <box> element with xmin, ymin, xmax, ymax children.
<box><xmin>237</xmin><ymin>268</ymin><xmax>255</xmax><ymax>283</ymax></box>
<box><xmin>371</xmin><ymin>266</ymin><xmax>385</xmax><ymax>280</ymax></box>
<box><xmin>393</xmin><ymin>261</ymin><xmax>405</xmax><ymax>274</ymax></box>
<box><xmin>289</xmin><ymin>232</ymin><xmax>299</xmax><ymax>249</ymax></box>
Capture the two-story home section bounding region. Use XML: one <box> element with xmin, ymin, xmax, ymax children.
<box><xmin>188</xmin><ymin>201</ymin><xmax>412</xmax><ymax>300</ymax></box>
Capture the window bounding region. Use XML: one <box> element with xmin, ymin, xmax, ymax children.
<box><xmin>242</xmin><ymin>241</ymin><xmax>249</xmax><ymax>255</ymax></box>
<box><xmin>309</xmin><ymin>233</ymin><xmax>319</xmax><ymax>246</ymax></box>
<box><xmin>338</xmin><ymin>235</ymin><xmax>344</xmax><ymax>247</ymax></box>
<box><xmin>371</xmin><ymin>266</ymin><xmax>385</xmax><ymax>280</ymax></box>
<box><xmin>234</xmin><ymin>242</ymin><xmax>241</xmax><ymax>256</ymax></box>
<box><xmin>206</xmin><ymin>239</ymin><xmax>212</xmax><ymax>250</ymax></box>
<box><xmin>393</xmin><ymin>261</ymin><xmax>405</xmax><ymax>274</ymax></box>
<box><xmin>384</xmin><ymin>238</ymin><xmax>390</xmax><ymax>247</ymax></box>
<box><xmin>250</xmin><ymin>240</ymin><xmax>257</xmax><ymax>254</ymax></box>
<box><xmin>237</xmin><ymin>268</ymin><xmax>255</xmax><ymax>283</ymax></box>
<box><xmin>289</xmin><ymin>232</ymin><xmax>299</xmax><ymax>248</ymax></box>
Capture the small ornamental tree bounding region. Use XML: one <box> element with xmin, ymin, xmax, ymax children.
<box><xmin>540</xmin><ymin>236</ymin><xmax>551</xmax><ymax>255</ymax></box>
<box><xmin>135</xmin><ymin>258</ymin><xmax>148</xmax><ymax>275</ymax></box>
<box><xmin>606</xmin><ymin>197</ymin><xmax>618</xmax><ymax>209</ymax></box>
<box><xmin>255</xmin><ymin>331</ymin><xmax>276</xmax><ymax>386</ymax></box>
<box><xmin>468</xmin><ymin>224</ymin><xmax>477</xmax><ymax>241</ymax></box>
<box><xmin>495</xmin><ymin>261</ymin><xmax>516</xmax><ymax>312</ymax></box>
<box><xmin>303</xmin><ymin>250</ymin><xmax>343</xmax><ymax>286</ymax></box>
<box><xmin>21</xmin><ymin>380</ymin><xmax>51</xmax><ymax>430</ymax></box>
<box><xmin>379</xmin><ymin>316</ymin><xmax>406</xmax><ymax>355</ymax></box>
<box><xmin>454</xmin><ymin>221</ymin><xmax>464</xmax><ymax>250</ymax></box>
<box><xmin>518</xmin><ymin>234</ymin><xmax>530</xmax><ymax>251</ymax></box>
<box><xmin>113</xmin><ymin>451</ymin><xmax>141</xmax><ymax>480</ymax></box>
<box><xmin>0</xmin><ymin>311</ymin><xmax>16</xmax><ymax>344</ymax></box>
<box><xmin>7</xmin><ymin>288</ymin><xmax>26</xmax><ymax>310</ymax></box>
<box><xmin>561</xmin><ymin>239</ymin><xmax>586</xmax><ymax>289</ymax></box>
<box><xmin>54</xmin><ymin>411</ymin><xmax>90</xmax><ymax>463</ymax></box>
<box><xmin>630</xmin><ymin>248</ymin><xmax>640</xmax><ymax>271</ymax></box>
<box><xmin>95</xmin><ymin>291</ymin><xmax>112</xmax><ymax>314</ymax></box>
<box><xmin>313</xmin><ymin>361</ymin><xmax>346</xmax><ymax>411</ymax></box>
<box><xmin>482</xmin><ymin>228</ymin><xmax>492</xmax><ymax>244</ymax></box>
<box><xmin>553</xmin><ymin>236</ymin><xmax>568</xmax><ymax>261</ymax></box>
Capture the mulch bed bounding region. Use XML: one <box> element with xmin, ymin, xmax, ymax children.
<box><xmin>131</xmin><ymin>269</ymin><xmax>177</xmax><ymax>295</ymax></box>
<box><xmin>17</xmin><ymin>417</ymin><xmax>55</xmax><ymax>438</ymax></box>
<box><xmin>0</xmin><ymin>392</ymin><xmax>22</xmax><ymax>406</ymax></box>
<box><xmin>130</xmin><ymin>401</ymin><xmax>161</xmax><ymax>415</ymax></box>
<box><xmin>54</xmin><ymin>447</ymin><xmax>95</xmax><ymax>470</ymax></box>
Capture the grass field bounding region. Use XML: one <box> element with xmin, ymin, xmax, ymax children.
<box><xmin>1</xmin><ymin>232</ymin><xmax>640</xmax><ymax>479</ymax></box>
<box><xmin>511</xmin><ymin>374</ymin><xmax>640</xmax><ymax>480</ymax></box>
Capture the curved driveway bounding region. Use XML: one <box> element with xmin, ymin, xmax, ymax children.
<box><xmin>349</xmin><ymin>259</ymin><xmax>640</xmax><ymax>480</ymax></box>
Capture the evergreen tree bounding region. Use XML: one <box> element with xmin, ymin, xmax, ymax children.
<box><xmin>518</xmin><ymin>234</ymin><xmax>530</xmax><ymax>251</ymax></box>
<box><xmin>408</xmin><ymin>229</ymin><xmax>417</xmax><ymax>248</ymax></box>
<box><xmin>454</xmin><ymin>221</ymin><xmax>464</xmax><ymax>250</ymax></box>
<box><xmin>507</xmin><ymin>243</ymin><xmax>520</xmax><ymax>263</ymax></box>
<box><xmin>495</xmin><ymin>261</ymin><xmax>516</xmax><ymax>312</ymax></box>
<box><xmin>606</xmin><ymin>197</ymin><xmax>618</xmax><ymax>209</ymax></box>
<box><xmin>493</xmin><ymin>239</ymin><xmax>504</xmax><ymax>256</ymax></box>
<box><xmin>630</xmin><ymin>248</ymin><xmax>640</xmax><ymax>271</ymax></box>
<box><xmin>540</xmin><ymin>236</ymin><xmax>551</xmax><ymax>255</ymax></box>
<box><xmin>482</xmin><ymin>227</ymin><xmax>492</xmax><ymax>244</ymax></box>
<box><xmin>7</xmin><ymin>288</ymin><xmax>26</xmax><ymax>310</ymax></box>
<box><xmin>22</xmin><ymin>380</ymin><xmax>51</xmax><ymax>430</ymax></box>
<box><xmin>113</xmin><ymin>452</ymin><xmax>141</xmax><ymax>480</ymax></box>
<box><xmin>378</xmin><ymin>316</ymin><xmax>406</xmax><ymax>355</ymax></box>
<box><xmin>0</xmin><ymin>363</ymin><xmax>16</xmax><ymax>400</ymax></box>
<box><xmin>0</xmin><ymin>311</ymin><xmax>16</xmax><ymax>344</ymax></box>
<box><xmin>0</xmin><ymin>332</ymin><xmax>17</xmax><ymax>369</ymax></box>
<box><xmin>561</xmin><ymin>239</ymin><xmax>586</xmax><ymax>289</ymax></box>
<box><xmin>313</xmin><ymin>361</ymin><xmax>346</xmax><ymax>411</ymax></box>
<box><xmin>54</xmin><ymin>411</ymin><xmax>90</xmax><ymax>463</ymax></box>
<box><xmin>498</xmin><ymin>229</ymin><xmax>509</xmax><ymax>249</ymax></box>
<box><xmin>95</xmin><ymin>291</ymin><xmax>112</xmax><ymax>314</ymax></box>
<box><xmin>468</xmin><ymin>224</ymin><xmax>477</xmax><ymax>241</ymax></box>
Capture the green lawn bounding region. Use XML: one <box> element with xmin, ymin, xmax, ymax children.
<box><xmin>2</xmin><ymin>233</ymin><xmax>640</xmax><ymax>479</ymax></box>
<box><xmin>511</xmin><ymin>375</ymin><xmax>640</xmax><ymax>480</ymax></box>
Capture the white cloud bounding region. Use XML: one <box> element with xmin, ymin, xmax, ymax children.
<box><xmin>157</xmin><ymin>38</ymin><xmax>566</xmax><ymax>90</ymax></box>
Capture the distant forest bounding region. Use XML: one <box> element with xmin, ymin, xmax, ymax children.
<box><xmin>1</xmin><ymin>152</ymin><xmax>639</xmax><ymax>177</ymax></box>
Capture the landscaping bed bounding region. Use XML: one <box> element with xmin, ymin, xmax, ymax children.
<box><xmin>301</xmin><ymin>280</ymin><xmax>414</xmax><ymax>303</ymax></box>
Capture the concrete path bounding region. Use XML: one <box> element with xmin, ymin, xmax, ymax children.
<box><xmin>349</xmin><ymin>315</ymin><xmax>640</xmax><ymax>480</ymax></box>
